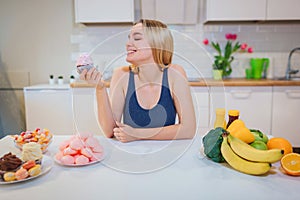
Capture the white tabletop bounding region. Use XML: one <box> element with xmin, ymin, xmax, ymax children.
<box><xmin>0</xmin><ymin>134</ymin><xmax>299</xmax><ymax>200</ymax></box>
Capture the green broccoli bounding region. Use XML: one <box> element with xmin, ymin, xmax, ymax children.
<box><xmin>202</xmin><ymin>127</ymin><xmax>227</xmax><ymax>163</ymax></box>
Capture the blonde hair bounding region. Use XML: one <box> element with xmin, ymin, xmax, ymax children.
<box><xmin>135</xmin><ymin>19</ymin><xmax>174</xmax><ymax>71</ymax></box>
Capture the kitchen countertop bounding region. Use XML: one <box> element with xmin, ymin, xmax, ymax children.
<box><xmin>70</xmin><ymin>78</ymin><xmax>300</xmax><ymax>88</ymax></box>
<box><xmin>0</xmin><ymin>134</ymin><xmax>299</xmax><ymax>200</ymax></box>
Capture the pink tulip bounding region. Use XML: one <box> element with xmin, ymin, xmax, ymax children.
<box><xmin>241</xmin><ymin>43</ymin><xmax>248</xmax><ymax>50</ymax></box>
<box><xmin>225</xmin><ymin>33</ymin><xmax>232</xmax><ymax>40</ymax></box>
<box><xmin>247</xmin><ymin>47</ymin><xmax>253</xmax><ymax>53</ymax></box>
<box><xmin>231</xmin><ymin>34</ymin><xmax>237</xmax><ymax>40</ymax></box>
<box><xmin>225</xmin><ymin>33</ymin><xmax>237</xmax><ymax>40</ymax></box>
<box><xmin>203</xmin><ymin>38</ymin><xmax>209</xmax><ymax>45</ymax></box>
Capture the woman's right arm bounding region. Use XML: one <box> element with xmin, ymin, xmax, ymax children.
<box><xmin>80</xmin><ymin>67</ymin><xmax>127</xmax><ymax>138</ymax></box>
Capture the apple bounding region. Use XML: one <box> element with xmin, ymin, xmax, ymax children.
<box><xmin>250</xmin><ymin>140</ymin><xmax>268</xmax><ymax>150</ymax></box>
<box><xmin>250</xmin><ymin>129</ymin><xmax>268</xmax><ymax>144</ymax></box>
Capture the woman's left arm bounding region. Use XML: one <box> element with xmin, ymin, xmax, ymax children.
<box><xmin>113</xmin><ymin>65</ymin><xmax>196</xmax><ymax>142</ymax></box>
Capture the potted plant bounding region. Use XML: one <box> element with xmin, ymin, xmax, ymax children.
<box><xmin>58</xmin><ymin>76</ymin><xmax>64</xmax><ymax>85</ymax></box>
<box><xmin>49</xmin><ymin>75</ymin><xmax>55</xmax><ymax>85</ymax></box>
<box><xmin>203</xmin><ymin>33</ymin><xmax>253</xmax><ymax>80</ymax></box>
<box><xmin>70</xmin><ymin>75</ymin><xmax>75</xmax><ymax>83</ymax></box>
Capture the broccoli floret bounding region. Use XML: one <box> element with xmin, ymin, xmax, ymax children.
<box><xmin>202</xmin><ymin>127</ymin><xmax>227</xmax><ymax>163</ymax></box>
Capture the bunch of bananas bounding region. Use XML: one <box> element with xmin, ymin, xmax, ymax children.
<box><xmin>221</xmin><ymin>133</ymin><xmax>284</xmax><ymax>175</ymax></box>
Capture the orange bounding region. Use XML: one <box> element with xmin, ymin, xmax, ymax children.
<box><xmin>280</xmin><ymin>153</ymin><xmax>300</xmax><ymax>176</ymax></box>
<box><xmin>267</xmin><ymin>137</ymin><xmax>293</xmax><ymax>155</ymax></box>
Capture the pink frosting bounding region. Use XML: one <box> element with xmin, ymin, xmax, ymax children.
<box><xmin>76</xmin><ymin>53</ymin><xmax>93</xmax><ymax>66</ymax></box>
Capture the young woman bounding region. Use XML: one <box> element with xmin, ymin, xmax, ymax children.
<box><xmin>79</xmin><ymin>19</ymin><xmax>196</xmax><ymax>142</ymax></box>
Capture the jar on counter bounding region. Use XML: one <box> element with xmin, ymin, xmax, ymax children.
<box><xmin>226</xmin><ymin>110</ymin><xmax>240</xmax><ymax>128</ymax></box>
<box><xmin>214</xmin><ymin>108</ymin><xmax>226</xmax><ymax>129</ymax></box>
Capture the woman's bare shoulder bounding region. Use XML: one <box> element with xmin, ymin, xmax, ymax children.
<box><xmin>111</xmin><ymin>66</ymin><xmax>130</xmax><ymax>80</ymax></box>
<box><xmin>168</xmin><ymin>64</ymin><xmax>187</xmax><ymax>79</ymax></box>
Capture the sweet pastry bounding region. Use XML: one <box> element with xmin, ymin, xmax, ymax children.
<box><xmin>3</xmin><ymin>172</ymin><xmax>16</xmax><ymax>182</ymax></box>
<box><xmin>21</xmin><ymin>142</ymin><xmax>43</xmax><ymax>162</ymax></box>
<box><xmin>0</xmin><ymin>152</ymin><xmax>23</xmax><ymax>171</ymax></box>
<box><xmin>76</xmin><ymin>53</ymin><xmax>94</xmax><ymax>74</ymax></box>
<box><xmin>15</xmin><ymin>168</ymin><xmax>29</xmax><ymax>180</ymax></box>
<box><xmin>13</xmin><ymin>128</ymin><xmax>53</xmax><ymax>152</ymax></box>
<box><xmin>22</xmin><ymin>160</ymin><xmax>36</xmax><ymax>170</ymax></box>
<box><xmin>28</xmin><ymin>164</ymin><xmax>41</xmax><ymax>177</ymax></box>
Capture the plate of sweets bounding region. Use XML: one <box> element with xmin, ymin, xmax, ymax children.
<box><xmin>13</xmin><ymin>128</ymin><xmax>53</xmax><ymax>153</ymax></box>
<box><xmin>54</xmin><ymin>133</ymin><xmax>104</xmax><ymax>167</ymax></box>
<box><xmin>0</xmin><ymin>142</ymin><xmax>53</xmax><ymax>184</ymax></box>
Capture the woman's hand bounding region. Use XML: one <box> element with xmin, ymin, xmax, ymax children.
<box><xmin>79</xmin><ymin>68</ymin><xmax>104</xmax><ymax>89</ymax></box>
<box><xmin>113</xmin><ymin>121</ymin><xmax>138</xmax><ymax>143</ymax></box>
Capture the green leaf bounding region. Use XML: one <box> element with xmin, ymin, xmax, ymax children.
<box><xmin>212</xmin><ymin>42</ymin><xmax>221</xmax><ymax>55</ymax></box>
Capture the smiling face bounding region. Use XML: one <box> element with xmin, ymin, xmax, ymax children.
<box><xmin>126</xmin><ymin>23</ymin><xmax>154</xmax><ymax>66</ymax></box>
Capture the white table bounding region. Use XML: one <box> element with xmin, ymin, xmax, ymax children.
<box><xmin>0</xmin><ymin>134</ymin><xmax>299</xmax><ymax>200</ymax></box>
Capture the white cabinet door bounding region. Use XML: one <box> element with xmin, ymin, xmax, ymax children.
<box><xmin>272</xmin><ymin>86</ymin><xmax>300</xmax><ymax>147</ymax></box>
<box><xmin>71</xmin><ymin>88</ymin><xmax>104</xmax><ymax>135</ymax></box>
<box><xmin>205</xmin><ymin>0</ymin><xmax>267</xmax><ymax>21</ymax></box>
<box><xmin>75</xmin><ymin>0</ymin><xmax>134</xmax><ymax>23</ymax></box>
<box><xmin>24</xmin><ymin>88</ymin><xmax>75</xmax><ymax>135</ymax></box>
<box><xmin>267</xmin><ymin>0</ymin><xmax>300</xmax><ymax>20</ymax></box>
<box><xmin>209</xmin><ymin>86</ymin><xmax>272</xmax><ymax>134</ymax></box>
<box><xmin>141</xmin><ymin>0</ymin><xmax>198</xmax><ymax>24</ymax></box>
<box><xmin>191</xmin><ymin>87</ymin><xmax>210</xmax><ymax>130</ymax></box>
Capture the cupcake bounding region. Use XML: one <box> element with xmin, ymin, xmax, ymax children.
<box><xmin>76</xmin><ymin>53</ymin><xmax>94</xmax><ymax>74</ymax></box>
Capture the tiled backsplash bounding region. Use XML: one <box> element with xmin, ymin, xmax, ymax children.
<box><xmin>72</xmin><ymin>22</ymin><xmax>300</xmax><ymax>79</ymax></box>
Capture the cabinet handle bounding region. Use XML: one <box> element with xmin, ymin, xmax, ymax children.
<box><xmin>230</xmin><ymin>90</ymin><xmax>252</xmax><ymax>99</ymax></box>
<box><xmin>285</xmin><ymin>90</ymin><xmax>300</xmax><ymax>99</ymax></box>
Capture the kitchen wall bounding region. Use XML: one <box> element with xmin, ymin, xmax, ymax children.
<box><xmin>1</xmin><ymin>0</ymin><xmax>300</xmax><ymax>85</ymax></box>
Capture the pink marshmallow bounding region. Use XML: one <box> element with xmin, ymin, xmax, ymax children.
<box><xmin>75</xmin><ymin>155</ymin><xmax>89</xmax><ymax>165</ymax></box>
<box><xmin>92</xmin><ymin>144</ymin><xmax>103</xmax><ymax>153</ymax></box>
<box><xmin>63</xmin><ymin>146</ymin><xmax>78</xmax><ymax>155</ymax></box>
<box><xmin>55</xmin><ymin>151</ymin><xmax>64</xmax><ymax>160</ymax></box>
<box><xmin>69</xmin><ymin>137</ymin><xmax>84</xmax><ymax>150</ymax></box>
<box><xmin>81</xmin><ymin>147</ymin><xmax>93</xmax><ymax>158</ymax></box>
<box><xmin>78</xmin><ymin>132</ymin><xmax>93</xmax><ymax>140</ymax></box>
<box><xmin>61</xmin><ymin>155</ymin><xmax>75</xmax><ymax>165</ymax></box>
<box><xmin>90</xmin><ymin>152</ymin><xmax>103</xmax><ymax>162</ymax></box>
<box><xmin>59</xmin><ymin>140</ymin><xmax>70</xmax><ymax>151</ymax></box>
<box><xmin>85</xmin><ymin>137</ymin><xmax>99</xmax><ymax>149</ymax></box>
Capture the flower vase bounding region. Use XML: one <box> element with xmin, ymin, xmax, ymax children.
<box><xmin>213</xmin><ymin>69</ymin><xmax>223</xmax><ymax>80</ymax></box>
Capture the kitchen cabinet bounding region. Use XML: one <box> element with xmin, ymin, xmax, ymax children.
<box><xmin>74</xmin><ymin>0</ymin><xmax>134</xmax><ymax>23</ymax></box>
<box><xmin>204</xmin><ymin>0</ymin><xmax>266</xmax><ymax>22</ymax></box>
<box><xmin>24</xmin><ymin>85</ymin><xmax>103</xmax><ymax>135</ymax></box>
<box><xmin>272</xmin><ymin>86</ymin><xmax>300</xmax><ymax>147</ymax></box>
<box><xmin>267</xmin><ymin>0</ymin><xmax>300</xmax><ymax>20</ymax></box>
<box><xmin>141</xmin><ymin>0</ymin><xmax>198</xmax><ymax>24</ymax></box>
<box><xmin>192</xmin><ymin>87</ymin><xmax>210</xmax><ymax>129</ymax></box>
<box><xmin>203</xmin><ymin>0</ymin><xmax>300</xmax><ymax>22</ymax></box>
<box><xmin>24</xmin><ymin>85</ymin><xmax>75</xmax><ymax>135</ymax></box>
<box><xmin>209</xmin><ymin>86</ymin><xmax>272</xmax><ymax>134</ymax></box>
<box><xmin>71</xmin><ymin>88</ymin><xmax>103</xmax><ymax>135</ymax></box>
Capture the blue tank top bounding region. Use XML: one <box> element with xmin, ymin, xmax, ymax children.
<box><xmin>123</xmin><ymin>68</ymin><xmax>176</xmax><ymax>128</ymax></box>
